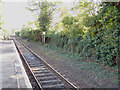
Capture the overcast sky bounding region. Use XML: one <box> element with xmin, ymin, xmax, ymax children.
<box><xmin>2</xmin><ymin>2</ymin><xmax>35</xmax><ymax>33</ymax></box>
<box><xmin>1</xmin><ymin>0</ymin><xmax>76</xmax><ymax>34</ymax></box>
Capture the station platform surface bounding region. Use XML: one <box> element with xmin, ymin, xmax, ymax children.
<box><xmin>0</xmin><ymin>40</ymin><xmax>32</xmax><ymax>89</ymax></box>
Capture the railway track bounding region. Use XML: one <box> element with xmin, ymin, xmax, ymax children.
<box><xmin>13</xmin><ymin>38</ymin><xmax>78</xmax><ymax>89</ymax></box>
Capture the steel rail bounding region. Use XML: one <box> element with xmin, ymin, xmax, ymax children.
<box><xmin>19</xmin><ymin>39</ymin><xmax>78</xmax><ymax>89</ymax></box>
<box><xmin>13</xmin><ymin>38</ymin><xmax>43</xmax><ymax>90</ymax></box>
<box><xmin>14</xmin><ymin>37</ymin><xmax>78</xmax><ymax>89</ymax></box>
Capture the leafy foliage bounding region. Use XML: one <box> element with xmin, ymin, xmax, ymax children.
<box><xmin>20</xmin><ymin>1</ymin><xmax>120</xmax><ymax>67</ymax></box>
<box><xmin>28</xmin><ymin>0</ymin><xmax>56</xmax><ymax>32</ymax></box>
<box><xmin>15</xmin><ymin>31</ymin><xmax>20</xmax><ymax>36</ymax></box>
<box><xmin>38</xmin><ymin>1</ymin><xmax>56</xmax><ymax>32</ymax></box>
<box><xmin>83</xmin><ymin>2</ymin><xmax>120</xmax><ymax>66</ymax></box>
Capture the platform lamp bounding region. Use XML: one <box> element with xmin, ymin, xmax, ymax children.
<box><xmin>43</xmin><ymin>31</ymin><xmax>46</xmax><ymax>44</ymax></box>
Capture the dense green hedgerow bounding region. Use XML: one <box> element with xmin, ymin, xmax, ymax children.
<box><xmin>20</xmin><ymin>2</ymin><xmax>120</xmax><ymax>67</ymax></box>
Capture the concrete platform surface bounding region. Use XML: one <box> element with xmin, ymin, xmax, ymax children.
<box><xmin>0</xmin><ymin>40</ymin><xmax>32</xmax><ymax>89</ymax></box>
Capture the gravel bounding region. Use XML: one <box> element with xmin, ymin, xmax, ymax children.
<box><xmin>21</xmin><ymin>39</ymin><xmax>118</xmax><ymax>88</ymax></box>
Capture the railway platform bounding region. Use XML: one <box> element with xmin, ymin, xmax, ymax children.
<box><xmin>0</xmin><ymin>40</ymin><xmax>32</xmax><ymax>89</ymax></box>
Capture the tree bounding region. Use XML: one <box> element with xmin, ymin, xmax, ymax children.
<box><xmin>27</xmin><ymin>0</ymin><xmax>56</xmax><ymax>33</ymax></box>
<box><xmin>71</xmin><ymin>1</ymin><xmax>100</xmax><ymax>27</ymax></box>
<box><xmin>39</xmin><ymin>1</ymin><xmax>55</xmax><ymax>32</ymax></box>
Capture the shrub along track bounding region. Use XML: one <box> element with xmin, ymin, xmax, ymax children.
<box><xmin>13</xmin><ymin>37</ymin><xmax>78</xmax><ymax>89</ymax></box>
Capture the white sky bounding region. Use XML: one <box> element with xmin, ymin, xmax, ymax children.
<box><xmin>2</xmin><ymin>0</ymin><xmax>75</xmax><ymax>2</ymax></box>
<box><xmin>2</xmin><ymin>2</ymin><xmax>36</xmax><ymax>34</ymax></box>
<box><xmin>1</xmin><ymin>0</ymin><xmax>75</xmax><ymax>34</ymax></box>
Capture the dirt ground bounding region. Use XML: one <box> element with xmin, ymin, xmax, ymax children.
<box><xmin>20</xmin><ymin>39</ymin><xmax>118</xmax><ymax>88</ymax></box>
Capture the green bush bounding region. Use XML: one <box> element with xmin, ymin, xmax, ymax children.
<box><xmin>15</xmin><ymin>31</ymin><xmax>20</xmax><ymax>36</ymax></box>
<box><xmin>19</xmin><ymin>2</ymin><xmax>120</xmax><ymax>67</ymax></box>
<box><xmin>83</xmin><ymin>2</ymin><xmax>120</xmax><ymax>66</ymax></box>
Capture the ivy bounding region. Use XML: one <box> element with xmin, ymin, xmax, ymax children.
<box><xmin>19</xmin><ymin>2</ymin><xmax>120</xmax><ymax>67</ymax></box>
<box><xmin>83</xmin><ymin>2</ymin><xmax>120</xmax><ymax>66</ymax></box>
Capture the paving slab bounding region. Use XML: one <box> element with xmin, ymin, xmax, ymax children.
<box><xmin>0</xmin><ymin>40</ymin><xmax>32</xmax><ymax>89</ymax></box>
